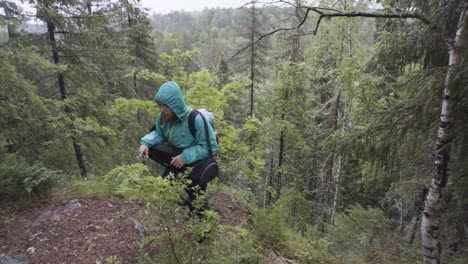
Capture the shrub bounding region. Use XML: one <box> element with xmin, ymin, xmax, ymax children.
<box><xmin>0</xmin><ymin>152</ymin><xmax>59</xmax><ymax>201</ymax></box>
<box><xmin>279</xmin><ymin>230</ymin><xmax>337</xmax><ymax>264</ymax></box>
<box><xmin>331</xmin><ymin>205</ymin><xmax>406</xmax><ymax>262</ymax></box>
<box><xmin>206</xmin><ymin>226</ymin><xmax>263</xmax><ymax>264</ymax></box>
<box><xmin>249</xmin><ymin>206</ymin><xmax>336</xmax><ymax>263</ymax></box>
<box><xmin>250</xmin><ymin>207</ymin><xmax>286</xmax><ymax>247</ymax></box>
<box><xmin>107</xmin><ymin>164</ymin><xmax>223</xmax><ymax>262</ymax></box>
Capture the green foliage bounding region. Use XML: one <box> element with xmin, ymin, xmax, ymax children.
<box><xmin>204</xmin><ymin>226</ymin><xmax>263</xmax><ymax>263</ymax></box>
<box><xmin>105</xmin><ymin>255</ymin><xmax>121</xmax><ymax>264</ymax></box>
<box><xmin>279</xmin><ymin>230</ymin><xmax>337</xmax><ymax>264</ymax></box>
<box><xmin>192</xmin><ymin>209</ymin><xmax>220</xmax><ymax>241</ymax></box>
<box><xmin>234</xmin><ymin>116</ymin><xmax>267</xmax><ymax>183</ymax></box>
<box><xmin>159</xmin><ymin>48</ymin><xmax>200</xmax><ymax>83</ymax></box>
<box><xmin>0</xmin><ymin>150</ymin><xmax>59</xmax><ymax>201</ymax></box>
<box><xmin>2</xmin><ymin>2</ymin><xmax>468</xmax><ymax>262</ymax></box>
<box><xmin>64</xmin><ymin>177</ymin><xmax>118</xmax><ymax>200</ymax></box>
<box><xmin>105</xmin><ymin>164</ymin><xmax>227</xmax><ymax>262</ymax></box>
<box><xmin>251</xmin><ymin>207</ymin><xmax>286</xmax><ymax>246</ymax></box>
<box><xmin>448</xmin><ymin>257</ymin><xmax>468</xmax><ymax>264</ymax></box>
<box><xmin>330</xmin><ymin>204</ymin><xmax>419</xmax><ymax>263</ymax></box>
<box><xmin>249</xmin><ymin>205</ymin><xmax>336</xmax><ymax>263</ymax></box>
<box><xmin>273</xmin><ymin>184</ymin><xmax>313</xmax><ymax>231</ymax></box>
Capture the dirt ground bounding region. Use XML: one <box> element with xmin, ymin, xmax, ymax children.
<box><xmin>0</xmin><ymin>191</ymin><xmax>249</xmax><ymax>264</ymax></box>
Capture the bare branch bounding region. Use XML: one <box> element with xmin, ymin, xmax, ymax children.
<box><xmin>227</xmin><ymin>7</ymin><xmax>311</xmax><ymax>63</ymax></box>
<box><xmin>313</xmin><ymin>10</ymin><xmax>431</xmax><ymax>35</ymax></box>
<box><xmin>228</xmin><ymin>2</ymin><xmax>443</xmax><ymax>63</ymax></box>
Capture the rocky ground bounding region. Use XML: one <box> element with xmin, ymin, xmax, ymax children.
<box><xmin>0</xmin><ymin>192</ymin><xmax>249</xmax><ymax>264</ymax></box>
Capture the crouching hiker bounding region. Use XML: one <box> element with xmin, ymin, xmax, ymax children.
<box><xmin>138</xmin><ymin>81</ymin><xmax>219</xmax><ymax>215</ymax></box>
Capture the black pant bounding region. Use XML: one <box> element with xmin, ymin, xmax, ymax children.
<box><xmin>148</xmin><ymin>144</ymin><xmax>209</xmax><ymax>213</ymax></box>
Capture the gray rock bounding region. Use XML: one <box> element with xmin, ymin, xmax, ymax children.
<box><xmin>0</xmin><ymin>255</ymin><xmax>29</xmax><ymax>264</ymax></box>
<box><xmin>34</xmin><ymin>200</ymin><xmax>81</xmax><ymax>226</ymax></box>
<box><xmin>129</xmin><ymin>217</ymin><xmax>145</xmax><ymax>237</ymax></box>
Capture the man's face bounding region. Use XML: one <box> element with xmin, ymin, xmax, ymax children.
<box><xmin>157</xmin><ymin>103</ymin><xmax>175</xmax><ymax>123</ymax></box>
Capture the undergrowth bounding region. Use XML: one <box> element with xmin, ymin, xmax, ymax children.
<box><xmin>32</xmin><ymin>162</ymin><xmax>420</xmax><ymax>264</ymax></box>
<box><xmin>0</xmin><ymin>151</ymin><xmax>60</xmax><ymax>202</ymax></box>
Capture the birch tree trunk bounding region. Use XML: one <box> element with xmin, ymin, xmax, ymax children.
<box><xmin>421</xmin><ymin>4</ymin><xmax>468</xmax><ymax>263</ymax></box>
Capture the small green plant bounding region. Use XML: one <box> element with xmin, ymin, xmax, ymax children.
<box><xmin>106</xmin><ymin>163</ymin><xmax>221</xmax><ymax>263</ymax></box>
<box><xmin>331</xmin><ymin>204</ymin><xmax>402</xmax><ymax>262</ymax></box>
<box><xmin>279</xmin><ymin>230</ymin><xmax>337</xmax><ymax>264</ymax></box>
<box><xmin>250</xmin><ymin>207</ymin><xmax>286</xmax><ymax>247</ymax></box>
<box><xmin>105</xmin><ymin>255</ymin><xmax>121</xmax><ymax>264</ymax></box>
<box><xmin>248</xmin><ymin>206</ymin><xmax>336</xmax><ymax>263</ymax></box>
<box><xmin>203</xmin><ymin>226</ymin><xmax>263</xmax><ymax>264</ymax></box>
<box><xmin>0</xmin><ymin>151</ymin><xmax>59</xmax><ymax>201</ymax></box>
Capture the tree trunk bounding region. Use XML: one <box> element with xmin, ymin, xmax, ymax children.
<box><xmin>321</xmin><ymin>91</ymin><xmax>341</xmax><ymax>227</ymax></box>
<box><xmin>330</xmin><ymin>154</ymin><xmax>343</xmax><ymax>225</ymax></box>
<box><xmin>421</xmin><ymin>4</ymin><xmax>468</xmax><ymax>263</ymax></box>
<box><xmin>46</xmin><ymin>18</ymin><xmax>88</xmax><ymax>179</ymax></box>
<box><xmin>264</xmin><ymin>155</ymin><xmax>274</xmax><ymax>207</ymax></box>
<box><xmin>2</xmin><ymin>3</ymin><xmax>14</xmax><ymax>40</ymax></box>
<box><xmin>409</xmin><ymin>188</ymin><xmax>427</xmax><ymax>245</ymax></box>
<box><xmin>277</xmin><ymin>128</ymin><xmax>285</xmax><ymax>199</ymax></box>
<box><xmin>249</xmin><ymin>2</ymin><xmax>256</xmax><ymax>117</ymax></box>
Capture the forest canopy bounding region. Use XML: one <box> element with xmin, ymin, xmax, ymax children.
<box><xmin>1</xmin><ymin>0</ymin><xmax>467</xmax><ymax>263</ymax></box>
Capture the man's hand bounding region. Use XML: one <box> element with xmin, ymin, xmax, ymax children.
<box><xmin>170</xmin><ymin>155</ymin><xmax>185</xmax><ymax>169</ymax></box>
<box><xmin>138</xmin><ymin>145</ymin><xmax>149</xmax><ymax>161</ymax></box>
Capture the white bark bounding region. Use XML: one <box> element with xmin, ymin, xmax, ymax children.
<box><xmin>421</xmin><ymin>3</ymin><xmax>468</xmax><ymax>264</ymax></box>
<box><xmin>331</xmin><ymin>154</ymin><xmax>343</xmax><ymax>225</ymax></box>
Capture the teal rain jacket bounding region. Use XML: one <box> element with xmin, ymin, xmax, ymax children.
<box><xmin>140</xmin><ymin>81</ymin><xmax>218</xmax><ymax>164</ymax></box>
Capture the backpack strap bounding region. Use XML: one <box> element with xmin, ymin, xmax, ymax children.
<box><xmin>188</xmin><ymin>109</ymin><xmax>197</xmax><ymax>138</ymax></box>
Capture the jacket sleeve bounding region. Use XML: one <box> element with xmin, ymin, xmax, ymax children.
<box><xmin>181</xmin><ymin>114</ymin><xmax>218</xmax><ymax>164</ymax></box>
<box><xmin>140</xmin><ymin>114</ymin><xmax>165</xmax><ymax>147</ymax></box>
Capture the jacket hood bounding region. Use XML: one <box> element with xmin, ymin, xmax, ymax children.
<box><xmin>154</xmin><ymin>81</ymin><xmax>188</xmax><ymax>120</ymax></box>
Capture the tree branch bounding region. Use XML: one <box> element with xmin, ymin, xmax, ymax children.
<box><xmin>312</xmin><ymin>10</ymin><xmax>432</xmax><ymax>35</ymax></box>
<box><xmin>228</xmin><ymin>7</ymin><xmax>311</xmax><ymax>63</ymax></box>
<box><xmin>228</xmin><ymin>2</ymin><xmax>445</xmax><ymax>63</ymax></box>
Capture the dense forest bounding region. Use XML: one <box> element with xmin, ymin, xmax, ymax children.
<box><xmin>1</xmin><ymin>0</ymin><xmax>467</xmax><ymax>263</ymax></box>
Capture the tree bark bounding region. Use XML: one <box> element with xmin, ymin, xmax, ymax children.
<box><xmin>277</xmin><ymin>124</ymin><xmax>285</xmax><ymax>198</ymax></box>
<box><xmin>330</xmin><ymin>154</ymin><xmax>343</xmax><ymax>225</ymax></box>
<box><xmin>321</xmin><ymin>91</ymin><xmax>341</xmax><ymax>227</ymax></box>
<box><xmin>249</xmin><ymin>2</ymin><xmax>256</xmax><ymax>117</ymax></box>
<box><xmin>2</xmin><ymin>3</ymin><xmax>15</xmax><ymax>40</ymax></box>
<box><xmin>264</xmin><ymin>155</ymin><xmax>274</xmax><ymax>207</ymax></box>
<box><xmin>46</xmin><ymin>17</ymin><xmax>88</xmax><ymax>179</ymax></box>
<box><xmin>421</xmin><ymin>4</ymin><xmax>468</xmax><ymax>263</ymax></box>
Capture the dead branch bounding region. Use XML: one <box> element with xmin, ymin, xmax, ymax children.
<box><xmin>228</xmin><ymin>1</ymin><xmax>443</xmax><ymax>63</ymax></box>
<box><xmin>227</xmin><ymin>7</ymin><xmax>311</xmax><ymax>63</ymax></box>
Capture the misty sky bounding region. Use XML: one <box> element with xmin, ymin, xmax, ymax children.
<box><xmin>139</xmin><ymin>0</ymin><xmax>249</xmax><ymax>14</ymax></box>
<box><xmin>9</xmin><ymin>0</ymin><xmax>250</xmax><ymax>15</ymax></box>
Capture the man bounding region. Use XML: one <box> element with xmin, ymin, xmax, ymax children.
<box><xmin>138</xmin><ymin>81</ymin><xmax>218</xmax><ymax>212</ymax></box>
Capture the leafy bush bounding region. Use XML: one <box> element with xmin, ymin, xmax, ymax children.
<box><xmin>330</xmin><ymin>205</ymin><xmax>411</xmax><ymax>263</ymax></box>
<box><xmin>0</xmin><ymin>152</ymin><xmax>59</xmax><ymax>201</ymax></box>
<box><xmin>250</xmin><ymin>207</ymin><xmax>286</xmax><ymax>247</ymax></box>
<box><xmin>205</xmin><ymin>226</ymin><xmax>263</xmax><ymax>264</ymax></box>
<box><xmin>249</xmin><ymin>206</ymin><xmax>336</xmax><ymax>263</ymax></box>
<box><xmin>274</xmin><ymin>185</ymin><xmax>313</xmax><ymax>232</ymax></box>
<box><xmin>279</xmin><ymin>230</ymin><xmax>337</xmax><ymax>264</ymax></box>
<box><xmin>107</xmin><ymin>164</ymin><xmax>224</xmax><ymax>262</ymax></box>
